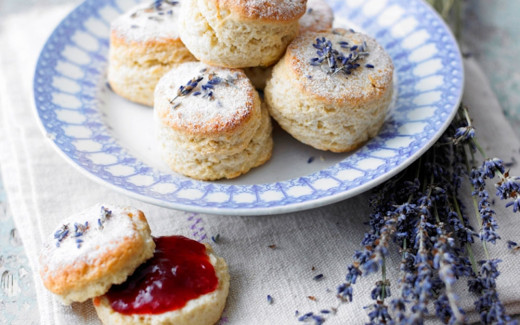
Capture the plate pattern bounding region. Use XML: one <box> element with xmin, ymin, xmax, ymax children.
<box><xmin>34</xmin><ymin>0</ymin><xmax>463</xmax><ymax>214</ymax></box>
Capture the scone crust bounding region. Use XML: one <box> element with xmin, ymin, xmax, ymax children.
<box><xmin>286</xmin><ymin>29</ymin><xmax>394</xmax><ymax>104</ymax></box>
<box><xmin>39</xmin><ymin>205</ymin><xmax>155</xmax><ymax>304</ymax></box>
<box><xmin>108</xmin><ymin>33</ymin><xmax>196</xmax><ymax>106</ymax></box>
<box><xmin>108</xmin><ymin>1</ymin><xmax>195</xmax><ymax>106</ymax></box>
<box><xmin>93</xmin><ymin>244</ymin><xmax>230</xmax><ymax>325</ymax></box>
<box><xmin>158</xmin><ymin>104</ymin><xmax>273</xmax><ymax>180</ymax></box>
<box><xmin>265</xmin><ymin>29</ymin><xmax>394</xmax><ymax>152</ymax></box>
<box><xmin>212</xmin><ymin>0</ymin><xmax>307</xmax><ymax>21</ymax></box>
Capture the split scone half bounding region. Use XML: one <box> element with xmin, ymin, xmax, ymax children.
<box><xmin>94</xmin><ymin>236</ymin><xmax>229</xmax><ymax>325</ymax></box>
<box><xmin>38</xmin><ymin>204</ymin><xmax>155</xmax><ymax>305</ymax></box>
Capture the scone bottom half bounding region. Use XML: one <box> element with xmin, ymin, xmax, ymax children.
<box><xmin>242</xmin><ymin>0</ymin><xmax>335</xmax><ymax>91</ymax></box>
<box><xmin>38</xmin><ymin>204</ymin><xmax>155</xmax><ymax>305</ymax></box>
<box><xmin>93</xmin><ymin>236</ymin><xmax>230</xmax><ymax>325</ymax></box>
<box><xmin>264</xmin><ymin>28</ymin><xmax>394</xmax><ymax>153</ymax></box>
<box><xmin>154</xmin><ymin>61</ymin><xmax>273</xmax><ymax>181</ymax></box>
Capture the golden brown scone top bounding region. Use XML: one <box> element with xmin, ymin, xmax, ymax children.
<box><xmin>154</xmin><ymin>62</ymin><xmax>260</xmax><ymax>136</ymax></box>
<box><xmin>39</xmin><ymin>205</ymin><xmax>152</xmax><ymax>296</ymax></box>
<box><xmin>212</xmin><ymin>0</ymin><xmax>307</xmax><ymax>22</ymax></box>
<box><xmin>111</xmin><ymin>1</ymin><xmax>183</xmax><ymax>42</ymax></box>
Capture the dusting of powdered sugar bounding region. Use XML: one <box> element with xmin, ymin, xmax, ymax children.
<box><xmin>155</xmin><ymin>62</ymin><xmax>254</xmax><ymax>133</ymax></box>
<box><xmin>111</xmin><ymin>0</ymin><xmax>182</xmax><ymax>42</ymax></box>
<box><xmin>40</xmin><ymin>204</ymin><xmax>139</xmax><ymax>273</ymax></box>
<box><xmin>222</xmin><ymin>0</ymin><xmax>307</xmax><ymax>21</ymax></box>
<box><xmin>292</xmin><ymin>29</ymin><xmax>394</xmax><ymax>101</ymax></box>
<box><xmin>299</xmin><ymin>0</ymin><xmax>334</xmax><ymax>33</ymax></box>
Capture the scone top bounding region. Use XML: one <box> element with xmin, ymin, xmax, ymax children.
<box><xmin>214</xmin><ymin>0</ymin><xmax>307</xmax><ymax>21</ymax></box>
<box><xmin>111</xmin><ymin>0</ymin><xmax>182</xmax><ymax>42</ymax></box>
<box><xmin>287</xmin><ymin>28</ymin><xmax>394</xmax><ymax>104</ymax></box>
<box><xmin>298</xmin><ymin>0</ymin><xmax>334</xmax><ymax>33</ymax></box>
<box><xmin>154</xmin><ymin>62</ymin><xmax>259</xmax><ymax>135</ymax></box>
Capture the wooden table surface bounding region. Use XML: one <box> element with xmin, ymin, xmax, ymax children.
<box><xmin>1</xmin><ymin>1</ymin><xmax>519</xmax><ymax>324</ymax></box>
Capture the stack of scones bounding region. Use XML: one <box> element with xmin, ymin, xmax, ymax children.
<box><xmin>108</xmin><ymin>0</ymin><xmax>393</xmax><ymax>180</ymax></box>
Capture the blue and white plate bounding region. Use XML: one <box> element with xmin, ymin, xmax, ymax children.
<box><xmin>34</xmin><ymin>0</ymin><xmax>463</xmax><ymax>215</ymax></box>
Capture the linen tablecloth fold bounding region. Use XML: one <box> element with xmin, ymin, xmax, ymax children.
<box><xmin>1</xmin><ymin>5</ymin><xmax>520</xmax><ymax>325</ymax></box>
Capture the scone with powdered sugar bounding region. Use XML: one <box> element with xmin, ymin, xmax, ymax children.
<box><xmin>93</xmin><ymin>236</ymin><xmax>230</xmax><ymax>325</ymax></box>
<box><xmin>154</xmin><ymin>61</ymin><xmax>273</xmax><ymax>180</ymax></box>
<box><xmin>38</xmin><ymin>204</ymin><xmax>155</xmax><ymax>304</ymax></box>
<box><xmin>265</xmin><ymin>28</ymin><xmax>394</xmax><ymax>152</ymax></box>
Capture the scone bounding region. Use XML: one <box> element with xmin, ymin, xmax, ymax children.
<box><xmin>154</xmin><ymin>61</ymin><xmax>273</xmax><ymax>180</ymax></box>
<box><xmin>38</xmin><ymin>204</ymin><xmax>155</xmax><ymax>305</ymax></box>
<box><xmin>244</xmin><ymin>0</ymin><xmax>333</xmax><ymax>90</ymax></box>
<box><xmin>94</xmin><ymin>236</ymin><xmax>230</xmax><ymax>325</ymax></box>
<box><xmin>298</xmin><ymin>0</ymin><xmax>334</xmax><ymax>34</ymax></box>
<box><xmin>178</xmin><ymin>0</ymin><xmax>307</xmax><ymax>68</ymax></box>
<box><xmin>108</xmin><ymin>0</ymin><xmax>196</xmax><ymax>106</ymax></box>
<box><xmin>264</xmin><ymin>28</ymin><xmax>394</xmax><ymax>152</ymax></box>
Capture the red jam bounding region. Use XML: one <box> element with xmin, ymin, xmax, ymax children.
<box><xmin>105</xmin><ymin>236</ymin><xmax>218</xmax><ymax>314</ymax></box>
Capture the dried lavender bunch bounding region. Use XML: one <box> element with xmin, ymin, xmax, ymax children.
<box><xmin>309</xmin><ymin>36</ymin><xmax>370</xmax><ymax>76</ymax></box>
<box><xmin>299</xmin><ymin>104</ymin><xmax>519</xmax><ymax>325</ymax></box>
<box><xmin>453</xmin><ymin>107</ymin><xmax>519</xmax><ymax>325</ymax></box>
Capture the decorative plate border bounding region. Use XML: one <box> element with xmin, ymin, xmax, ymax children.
<box><xmin>33</xmin><ymin>0</ymin><xmax>463</xmax><ymax>215</ymax></box>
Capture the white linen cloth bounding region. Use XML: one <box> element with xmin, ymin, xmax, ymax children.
<box><xmin>1</xmin><ymin>5</ymin><xmax>519</xmax><ymax>325</ymax></box>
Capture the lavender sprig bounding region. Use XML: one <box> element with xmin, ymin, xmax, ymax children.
<box><xmin>98</xmin><ymin>206</ymin><xmax>112</xmax><ymax>229</ymax></box>
<box><xmin>170</xmin><ymin>75</ymin><xmax>204</xmax><ymax>104</ymax></box>
<box><xmin>364</xmin><ymin>300</ymin><xmax>392</xmax><ymax>325</ymax></box>
<box><xmin>309</xmin><ymin>36</ymin><xmax>370</xmax><ymax>76</ymax></box>
<box><xmin>433</xmin><ymin>230</ymin><xmax>466</xmax><ymax>323</ymax></box>
<box><xmin>507</xmin><ymin>240</ymin><xmax>519</xmax><ymax>252</ymax></box>
<box><xmin>152</xmin><ymin>0</ymin><xmax>178</xmax><ymax>10</ymax></box>
<box><xmin>496</xmin><ymin>172</ymin><xmax>520</xmax><ymax>212</ymax></box>
<box><xmin>169</xmin><ymin>72</ymin><xmax>237</xmax><ymax>108</ymax></box>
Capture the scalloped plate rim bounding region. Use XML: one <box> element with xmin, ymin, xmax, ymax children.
<box><xmin>33</xmin><ymin>0</ymin><xmax>464</xmax><ymax>215</ymax></box>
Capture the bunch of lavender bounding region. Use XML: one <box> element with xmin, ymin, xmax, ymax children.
<box><xmin>298</xmin><ymin>1</ymin><xmax>520</xmax><ymax>323</ymax></box>
<box><xmin>300</xmin><ymin>103</ymin><xmax>519</xmax><ymax>325</ymax></box>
